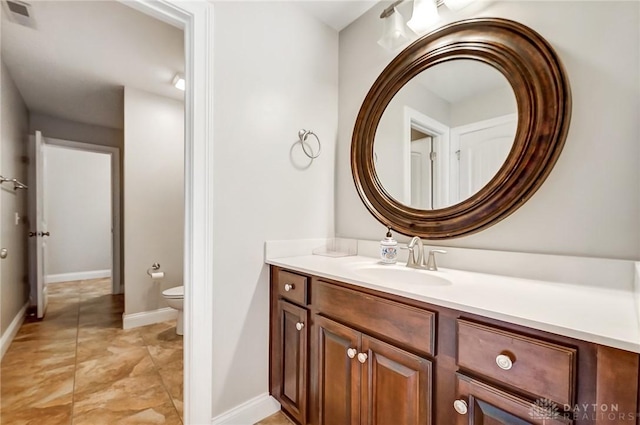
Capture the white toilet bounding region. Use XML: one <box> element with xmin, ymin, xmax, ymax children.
<box><xmin>162</xmin><ymin>285</ymin><xmax>184</xmax><ymax>335</ymax></box>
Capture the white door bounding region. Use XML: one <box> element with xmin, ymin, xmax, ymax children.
<box><xmin>28</xmin><ymin>130</ymin><xmax>48</xmax><ymax>318</ymax></box>
<box><xmin>410</xmin><ymin>137</ymin><xmax>433</xmax><ymax>209</ymax></box>
<box><xmin>451</xmin><ymin>116</ymin><xmax>517</xmax><ymax>203</ymax></box>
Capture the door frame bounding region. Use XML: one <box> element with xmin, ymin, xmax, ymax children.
<box><xmin>42</xmin><ymin>137</ymin><xmax>121</xmax><ymax>295</ymax></box>
<box><xmin>120</xmin><ymin>1</ymin><xmax>215</xmax><ymax>423</ymax></box>
<box><xmin>403</xmin><ymin>106</ymin><xmax>451</xmax><ymax>208</ymax></box>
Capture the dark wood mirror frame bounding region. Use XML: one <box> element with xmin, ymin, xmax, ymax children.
<box><xmin>351</xmin><ymin>18</ymin><xmax>571</xmax><ymax>239</ymax></box>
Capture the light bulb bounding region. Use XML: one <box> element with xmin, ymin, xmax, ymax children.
<box><xmin>407</xmin><ymin>0</ymin><xmax>439</xmax><ymax>34</ymax></box>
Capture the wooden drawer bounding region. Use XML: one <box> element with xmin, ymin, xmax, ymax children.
<box><xmin>276</xmin><ymin>269</ymin><xmax>308</xmax><ymax>305</ymax></box>
<box><xmin>314</xmin><ymin>280</ymin><xmax>435</xmax><ymax>356</ymax></box>
<box><xmin>455</xmin><ymin>373</ymin><xmax>571</xmax><ymax>425</ymax></box>
<box><xmin>457</xmin><ymin>319</ymin><xmax>576</xmax><ymax>405</ymax></box>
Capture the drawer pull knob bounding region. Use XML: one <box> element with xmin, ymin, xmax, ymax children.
<box><xmin>295</xmin><ymin>322</ymin><xmax>304</xmax><ymax>331</ymax></box>
<box><xmin>453</xmin><ymin>399</ymin><xmax>468</xmax><ymax>415</ymax></box>
<box><xmin>357</xmin><ymin>352</ymin><xmax>368</xmax><ymax>363</ymax></box>
<box><xmin>496</xmin><ymin>353</ymin><xmax>514</xmax><ymax>370</ymax></box>
<box><xmin>347</xmin><ymin>348</ymin><xmax>357</xmax><ymax>359</ymax></box>
<box><xmin>284</xmin><ymin>283</ymin><xmax>295</xmax><ymax>292</ymax></box>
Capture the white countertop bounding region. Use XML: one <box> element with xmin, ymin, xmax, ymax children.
<box><xmin>267</xmin><ymin>254</ymin><xmax>640</xmax><ymax>353</ymax></box>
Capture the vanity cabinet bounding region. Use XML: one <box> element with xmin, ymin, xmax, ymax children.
<box><xmin>316</xmin><ymin>315</ymin><xmax>432</xmax><ymax>425</ymax></box>
<box><xmin>271</xmin><ymin>269</ymin><xmax>310</xmax><ymax>424</ymax></box>
<box><xmin>269</xmin><ymin>266</ymin><xmax>640</xmax><ymax>425</ymax></box>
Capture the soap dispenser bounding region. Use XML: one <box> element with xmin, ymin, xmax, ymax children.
<box><xmin>380</xmin><ymin>227</ymin><xmax>398</xmax><ymax>264</ymax></box>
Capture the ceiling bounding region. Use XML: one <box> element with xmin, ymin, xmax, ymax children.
<box><xmin>297</xmin><ymin>1</ymin><xmax>377</xmax><ymax>31</ymax></box>
<box><xmin>416</xmin><ymin>60</ymin><xmax>512</xmax><ymax>104</ymax></box>
<box><xmin>1</xmin><ymin>0</ymin><xmax>185</xmax><ymax>130</ymax></box>
<box><xmin>0</xmin><ymin>1</ymin><xmax>374</xmax><ymax>131</ymax></box>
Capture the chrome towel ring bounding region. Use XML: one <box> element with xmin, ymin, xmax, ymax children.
<box><xmin>297</xmin><ymin>129</ymin><xmax>321</xmax><ymax>160</ymax></box>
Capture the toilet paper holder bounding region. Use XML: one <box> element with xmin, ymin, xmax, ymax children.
<box><xmin>147</xmin><ymin>262</ymin><xmax>161</xmax><ymax>277</ymax></box>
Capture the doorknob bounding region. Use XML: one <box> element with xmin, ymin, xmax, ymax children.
<box><xmin>0</xmin><ymin>248</ymin><xmax>7</xmax><ymax>259</ymax></box>
<box><xmin>28</xmin><ymin>231</ymin><xmax>37</xmax><ymax>237</ymax></box>
<box><xmin>38</xmin><ymin>231</ymin><xmax>50</xmax><ymax>237</ymax></box>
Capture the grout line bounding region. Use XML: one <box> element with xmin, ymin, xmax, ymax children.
<box><xmin>142</xmin><ymin>326</ymin><xmax>184</xmax><ymax>424</ymax></box>
<box><xmin>70</xmin><ymin>280</ymin><xmax>82</xmax><ymax>425</ymax></box>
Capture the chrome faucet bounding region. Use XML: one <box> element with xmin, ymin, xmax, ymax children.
<box><xmin>405</xmin><ymin>237</ymin><xmax>447</xmax><ymax>271</ymax></box>
<box><xmin>425</xmin><ymin>249</ymin><xmax>447</xmax><ymax>271</ymax></box>
<box><xmin>405</xmin><ymin>236</ymin><xmax>424</xmax><ymax>269</ymax></box>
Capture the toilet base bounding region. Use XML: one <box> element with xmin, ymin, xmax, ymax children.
<box><xmin>176</xmin><ymin>311</ymin><xmax>184</xmax><ymax>335</ymax></box>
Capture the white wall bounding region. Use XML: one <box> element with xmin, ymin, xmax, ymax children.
<box><xmin>337</xmin><ymin>1</ymin><xmax>640</xmax><ymax>260</ymax></box>
<box><xmin>43</xmin><ymin>145</ymin><xmax>111</xmax><ymax>277</ymax></box>
<box><xmin>123</xmin><ymin>87</ymin><xmax>184</xmax><ymax>315</ymax></box>
<box><xmin>30</xmin><ymin>112</ymin><xmax>123</xmax><ymax>149</ymax></box>
<box><xmin>212</xmin><ymin>1</ymin><xmax>338</xmax><ymax>416</ymax></box>
<box><xmin>1</xmin><ymin>61</ymin><xmax>30</xmax><ymax>335</ymax></box>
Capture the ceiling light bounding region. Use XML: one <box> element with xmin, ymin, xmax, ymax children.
<box><xmin>377</xmin><ymin>8</ymin><xmax>410</xmax><ymax>51</ymax></box>
<box><xmin>407</xmin><ymin>0</ymin><xmax>439</xmax><ymax>34</ymax></box>
<box><xmin>172</xmin><ymin>73</ymin><xmax>185</xmax><ymax>91</ymax></box>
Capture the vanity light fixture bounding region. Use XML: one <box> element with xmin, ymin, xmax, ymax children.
<box><xmin>407</xmin><ymin>0</ymin><xmax>440</xmax><ymax>34</ymax></box>
<box><xmin>377</xmin><ymin>7</ymin><xmax>410</xmax><ymax>50</ymax></box>
<box><xmin>379</xmin><ymin>0</ymin><xmax>476</xmax><ymax>50</ymax></box>
<box><xmin>172</xmin><ymin>73</ymin><xmax>185</xmax><ymax>91</ymax></box>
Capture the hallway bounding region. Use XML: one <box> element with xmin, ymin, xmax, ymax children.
<box><xmin>0</xmin><ymin>279</ymin><xmax>183</xmax><ymax>424</ymax></box>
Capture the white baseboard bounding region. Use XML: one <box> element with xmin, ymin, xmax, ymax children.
<box><xmin>1</xmin><ymin>301</ymin><xmax>29</xmax><ymax>360</ymax></box>
<box><xmin>46</xmin><ymin>269</ymin><xmax>112</xmax><ymax>284</ymax></box>
<box><xmin>123</xmin><ymin>307</ymin><xmax>178</xmax><ymax>330</ymax></box>
<box><xmin>211</xmin><ymin>393</ymin><xmax>280</xmax><ymax>425</ymax></box>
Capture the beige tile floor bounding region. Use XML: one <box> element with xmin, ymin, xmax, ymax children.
<box><xmin>0</xmin><ymin>278</ymin><xmax>183</xmax><ymax>425</ymax></box>
<box><xmin>255</xmin><ymin>411</ymin><xmax>295</xmax><ymax>425</ymax></box>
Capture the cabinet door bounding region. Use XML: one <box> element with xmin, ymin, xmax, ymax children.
<box><xmin>360</xmin><ymin>335</ymin><xmax>432</xmax><ymax>425</ymax></box>
<box><xmin>277</xmin><ymin>300</ymin><xmax>308</xmax><ymax>424</ymax></box>
<box><xmin>455</xmin><ymin>374</ymin><xmax>570</xmax><ymax>425</ymax></box>
<box><xmin>316</xmin><ymin>315</ymin><xmax>361</xmax><ymax>425</ymax></box>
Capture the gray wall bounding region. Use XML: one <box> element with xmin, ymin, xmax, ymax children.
<box><xmin>336</xmin><ymin>1</ymin><xmax>640</xmax><ymax>260</ymax></box>
<box><xmin>1</xmin><ymin>60</ymin><xmax>30</xmax><ymax>335</ymax></box>
<box><xmin>123</xmin><ymin>87</ymin><xmax>184</xmax><ymax>315</ymax></box>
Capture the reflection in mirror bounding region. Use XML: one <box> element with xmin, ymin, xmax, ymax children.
<box><xmin>374</xmin><ymin>59</ymin><xmax>517</xmax><ymax>210</ymax></box>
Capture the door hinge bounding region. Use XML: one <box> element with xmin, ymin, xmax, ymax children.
<box><xmin>455</xmin><ymin>150</ymin><xmax>461</xmax><ymax>160</ymax></box>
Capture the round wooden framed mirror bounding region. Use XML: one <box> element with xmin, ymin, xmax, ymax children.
<box><xmin>351</xmin><ymin>18</ymin><xmax>571</xmax><ymax>239</ymax></box>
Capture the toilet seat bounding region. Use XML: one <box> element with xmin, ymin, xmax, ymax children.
<box><xmin>162</xmin><ymin>285</ymin><xmax>184</xmax><ymax>299</ymax></box>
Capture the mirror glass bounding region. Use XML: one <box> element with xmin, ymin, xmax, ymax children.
<box><xmin>374</xmin><ymin>59</ymin><xmax>517</xmax><ymax>210</ymax></box>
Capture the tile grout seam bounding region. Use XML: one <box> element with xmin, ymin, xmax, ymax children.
<box><xmin>142</xmin><ymin>329</ymin><xmax>184</xmax><ymax>424</ymax></box>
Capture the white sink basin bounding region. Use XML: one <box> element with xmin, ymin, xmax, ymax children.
<box><xmin>352</xmin><ymin>264</ymin><xmax>452</xmax><ymax>287</ymax></box>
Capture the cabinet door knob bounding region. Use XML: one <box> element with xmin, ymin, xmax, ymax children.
<box><xmin>284</xmin><ymin>283</ymin><xmax>294</xmax><ymax>292</ymax></box>
<box><xmin>295</xmin><ymin>322</ymin><xmax>304</xmax><ymax>331</ymax></box>
<box><xmin>347</xmin><ymin>348</ymin><xmax>357</xmax><ymax>359</ymax></box>
<box><xmin>453</xmin><ymin>399</ymin><xmax>468</xmax><ymax>415</ymax></box>
<box><xmin>496</xmin><ymin>353</ymin><xmax>514</xmax><ymax>370</ymax></box>
<box><xmin>357</xmin><ymin>352</ymin><xmax>368</xmax><ymax>363</ymax></box>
